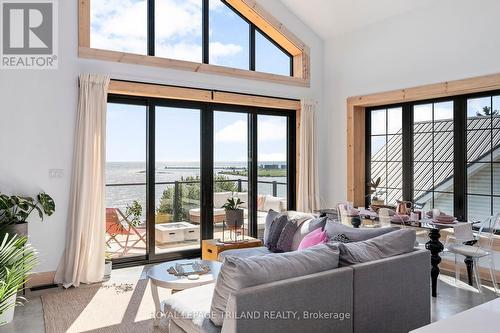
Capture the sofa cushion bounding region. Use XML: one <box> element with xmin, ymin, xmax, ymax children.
<box><xmin>214</xmin><ymin>192</ymin><xmax>233</xmax><ymax>209</ymax></box>
<box><xmin>262</xmin><ymin>209</ymin><xmax>279</xmax><ymax>245</ymax></box>
<box><xmin>210</xmin><ymin>243</ymin><xmax>340</xmax><ymax>326</ymax></box>
<box><xmin>290</xmin><ymin>217</ymin><xmax>315</xmax><ymax>251</ymax></box>
<box><xmin>163</xmin><ymin>283</ymin><xmax>221</xmax><ymax>333</ymax></box>
<box><xmin>298</xmin><ymin>227</ymin><xmax>328</xmax><ymax>250</ymax></box>
<box><xmin>218</xmin><ymin>246</ymin><xmax>272</xmax><ymax>261</ymax></box>
<box><xmin>325</xmin><ymin>220</ymin><xmax>399</xmax><ymax>242</ymax></box>
<box><xmin>275</xmin><ymin>219</ymin><xmax>299</xmax><ymax>252</ymax></box>
<box><xmin>338</xmin><ymin>228</ymin><xmax>416</xmax><ymax>266</ymax></box>
<box><xmin>265</xmin><ymin>213</ymin><xmax>288</xmax><ymax>249</ymax></box>
<box><xmin>308</xmin><ymin>216</ymin><xmax>328</xmax><ymax>232</ymax></box>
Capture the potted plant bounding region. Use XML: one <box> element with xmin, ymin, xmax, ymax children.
<box><xmin>0</xmin><ymin>192</ymin><xmax>55</xmax><ymax>237</ymax></box>
<box><xmin>0</xmin><ymin>233</ymin><xmax>37</xmax><ymax>326</ymax></box>
<box><xmin>222</xmin><ymin>197</ymin><xmax>244</xmax><ymax>229</ymax></box>
<box><xmin>367</xmin><ymin>177</ymin><xmax>385</xmax><ymax>206</ymax></box>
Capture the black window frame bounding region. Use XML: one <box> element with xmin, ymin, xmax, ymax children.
<box><xmin>365</xmin><ymin>89</ymin><xmax>500</xmax><ymax>222</ymax></box>
<box><xmin>146</xmin><ymin>0</ymin><xmax>293</xmax><ymax>76</ymax></box>
<box><xmin>107</xmin><ymin>90</ymin><xmax>296</xmax><ymax>267</ymax></box>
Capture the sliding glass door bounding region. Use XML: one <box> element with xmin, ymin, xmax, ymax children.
<box><xmin>105</xmin><ymin>101</ymin><xmax>148</xmax><ymax>261</ymax></box>
<box><xmin>105</xmin><ymin>96</ymin><xmax>295</xmax><ymax>265</ymax></box>
<box><xmin>154</xmin><ymin>105</ymin><xmax>201</xmax><ymax>255</ymax></box>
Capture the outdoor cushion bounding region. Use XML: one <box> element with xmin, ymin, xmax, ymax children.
<box><xmin>214</xmin><ymin>192</ymin><xmax>233</xmax><ymax>209</ymax></box>
<box><xmin>325</xmin><ymin>220</ymin><xmax>398</xmax><ymax>242</ymax></box>
<box><xmin>234</xmin><ymin>192</ymin><xmax>248</xmax><ymax>208</ymax></box>
<box><xmin>217</xmin><ymin>246</ymin><xmax>272</xmax><ymax>261</ymax></box>
<box><xmin>210</xmin><ymin>243</ymin><xmax>340</xmax><ymax>326</ymax></box>
<box><xmin>163</xmin><ymin>283</ymin><xmax>221</xmax><ymax>333</ymax></box>
<box><xmin>263</xmin><ymin>195</ymin><xmax>285</xmax><ymax>212</ymax></box>
<box><xmin>337</xmin><ymin>228</ymin><xmax>416</xmax><ymax>266</ymax></box>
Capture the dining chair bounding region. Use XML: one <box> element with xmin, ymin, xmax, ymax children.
<box><xmin>446</xmin><ymin>214</ymin><xmax>500</xmax><ymax>294</ymax></box>
<box><xmin>337</xmin><ymin>203</ymin><xmax>350</xmax><ymax>225</ymax></box>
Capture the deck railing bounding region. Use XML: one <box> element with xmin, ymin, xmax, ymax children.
<box><xmin>106</xmin><ymin>178</ymin><xmax>286</xmax><ymax>219</ymax></box>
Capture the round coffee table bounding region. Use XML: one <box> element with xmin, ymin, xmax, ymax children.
<box><xmin>148</xmin><ymin>259</ymin><xmax>222</xmax><ymax>326</ymax></box>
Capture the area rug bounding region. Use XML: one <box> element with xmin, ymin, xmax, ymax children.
<box><xmin>41</xmin><ymin>276</ymin><xmax>172</xmax><ymax>333</ymax></box>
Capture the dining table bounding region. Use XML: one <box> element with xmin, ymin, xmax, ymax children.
<box><xmin>415</xmin><ymin>219</ymin><xmax>472</xmax><ymax>297</ymax></box>
<box><xmin>340</xmin><ymin>209</ymin><xmax>473</xmax><ymax>298</ymax></box>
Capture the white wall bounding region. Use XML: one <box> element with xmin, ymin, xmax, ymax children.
<box><xmin>321</xmin><ymin>0</ymin><xmax>500</xmax><ymax>206</ymax></box>
<box><xmin>0</xmin><ymin>0</ymin><xmax>324</xmax><ymax>273</ymax></box>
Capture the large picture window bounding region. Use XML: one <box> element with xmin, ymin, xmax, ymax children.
<box><xmin>366</xmin><ymin>91</ymin><xmax>500</xmax><ymax>221</ymax></box>
<box><xmin>105</xmin><ymin>95</ymin><xmax>296</xmax><ymax>264</ymax></box>
<box><xmin>89</xmin><ymin>0</ymin><xmax>293</xmax><ymax>77</ymax></box>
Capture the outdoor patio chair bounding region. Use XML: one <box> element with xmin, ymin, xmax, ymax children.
<box><xmin>105</xmin><ymin>208</ymin><xmax>146</xmax><ymax>256</ymax></box>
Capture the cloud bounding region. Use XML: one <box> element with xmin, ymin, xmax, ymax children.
<box><xmin>215</xmin><ymin>118</ymin><xmax>286</xmax><ymax>144</ymax></box>
<box><xmin>209</xmin><ymin>42</ymin><xmax>243</xmax><ymax>58</ymax></box>
<box><xmin>215</xmin><ymin>120</ymin><xmax>247</xmax><ymax>143</ymax></box>
<box><xmin>258</xmin><ymin>119</ymin><xmax>287</xmax><ymax>141</ymax></box>
<box><xmin>259</xmin><ymin>153</ymin><xmax>286</xmax><ymax>162</ymax></box>
<box><xmin>91</xmin><ymin>0</ymin><xmax>244</xmax><ymax>62</ymax></box>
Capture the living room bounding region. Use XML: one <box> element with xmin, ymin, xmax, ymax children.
<box><xmin>1</xmin><ymin>0</ymin><xmax>500</xmax><ymax>332</ymax></box>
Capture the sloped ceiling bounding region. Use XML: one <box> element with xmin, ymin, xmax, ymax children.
<box><xmin>280</xmin><ymin>0</ymin><xmax>436</xmax><ymax>39</ymax></box>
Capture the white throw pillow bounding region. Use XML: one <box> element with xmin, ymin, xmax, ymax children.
<box><xmin>262</xmin><ymin>195</ymin><xmax>284</xmax><ymax>212</ymax></box>
<box><xmin>214</xmin><ymin>192</ymin><xmax>233</xmax><ymax>209</ymax></box>
<box><xmin>234</xmin><ymin>192</ymin><xmax>248</xmax><ymax>208</ymax></box>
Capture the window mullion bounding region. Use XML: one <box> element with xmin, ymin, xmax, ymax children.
<box><xmin>147</xmin><ymin>0</ymin><xmax>155</xmax><ymax>56</ymax></box>
<box><xmin>202</xmin><ymin>0</ymin><xmax>209</xmax><ymax>64</ymax></box>
<box><xmin>402</xmin><ymin>103</ymin><xmax>413</xmax><ymax>202</ymax></box>
<box><xmin>454</xmin><ymin>96</ymin><xmax>467</xmax><ymax>221</ymax></box>
<box><xmin>250</xmin><ymin>25</ymin><xmax>256</xmax><ymax>71</ymax></box>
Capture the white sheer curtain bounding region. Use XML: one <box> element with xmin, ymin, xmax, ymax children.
<box><xmin>297</xmin><ymin>99</ymin><xmax>320</xmax><ymax>213</ymax></box>
<box><xmin>55</xmin><ymin>74</ymin><xmax>110</xmax><ymax>288</ymax></box>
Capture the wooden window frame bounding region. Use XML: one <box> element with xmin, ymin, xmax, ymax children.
<box><xmin>78</xmin><ymin>0</ymin><xmax>310</xmax><ymax>87</ymax></box>
<box><xmin>347</xmin><ymin>72</ymin><xmax>500</xmax><ymax>207</ymax></box>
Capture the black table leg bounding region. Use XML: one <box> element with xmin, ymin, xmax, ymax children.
<box><xmin>464</xmin><ymin>256</ymin><xmax>474</xmax><ymax>286</ymax></box>
<box><xmin>425</xmin><ymin>228</ymin><xmax>444</xmax><ymax>297</ymax></box>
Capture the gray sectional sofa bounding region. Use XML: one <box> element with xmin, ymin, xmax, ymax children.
<box><xmin>162</xmin><ymin>212</ymin><xmax>431</xmax><ymax>333</ymax></box>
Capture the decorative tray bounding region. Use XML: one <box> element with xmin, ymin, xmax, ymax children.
<box><xmin>167</xmin><ymin>262</ymin><xmax>211</xmax><ymax>276</ymax></box>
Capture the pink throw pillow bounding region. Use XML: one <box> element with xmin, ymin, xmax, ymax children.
<box><xmin>298</xmin><ymin>228</ymin><xmax>328</xmax><ymax>250</ymax></box>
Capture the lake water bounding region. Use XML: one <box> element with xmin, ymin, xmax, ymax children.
<box><xmin>105</xmin><ymin>162</ymin><xmax>287</xmax><ymax>217</ymax></box>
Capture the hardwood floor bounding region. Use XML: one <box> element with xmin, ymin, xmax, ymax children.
<box><xmin>0</xmin><ymin>267</ymin><xmax>498</xmax><ymax>333</ymax></box>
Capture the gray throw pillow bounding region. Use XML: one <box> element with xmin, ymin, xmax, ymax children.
<box><xmin>265</xmin><ymin>214</ymin><xmax>288</xmax><ymax>249</ymax></box>
<box><xmin>324</xmin><ymin>220</ymin><xmax>399</xmax><ymax>242</ymax></box>
<box><xmin>275</xmin><ymin>220</ymin><xmax>299</xmax><ymax>252</ymax></box>
<box><xmin>308</xmin><ymin>216</ymin><xmax>328</xmax><ymax>232</ymax></box>
<box><xmin>338</xmin><ymin>228</ymin><xmax>416</xmax><ymax>266</ymax></box>
<box><xmin>263</xmin><ymin>209</ymin><xmax>279</xmax><ymax>245</ymax></box>
<box><xmin>210</xmin><ymin>243</ymin><xmax>340</xmax><ymax>326</ymax></box>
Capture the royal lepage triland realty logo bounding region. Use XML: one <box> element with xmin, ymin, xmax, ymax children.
<box><xmin>1</xmin><ymin>0</ymin><xmax>58</xmax><ymax>69</ymax></box>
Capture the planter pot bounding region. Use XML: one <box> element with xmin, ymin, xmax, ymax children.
<box><xmin>104</xmin><ymin>261</ymin><xmax>112</xmax><ymax>280</ymax></box>
<box><xmin>0</xmin><ymin>293</ymin><xmax>17</xmax><ymax>325</ymax></box>
<box><xmin>225</xmin><ymin>209</ymin><xmax>244</xmax><ymax>229</ymax></box>
<box><xmin>0</xmin><ymin>222</ymin><xmax>28</xmax><ymax>241</ymax></box>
